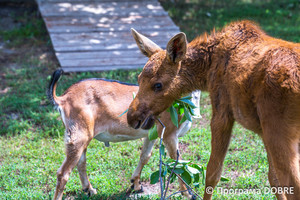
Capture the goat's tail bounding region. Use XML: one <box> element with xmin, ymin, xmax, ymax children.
<box><xmin>47</xmin><ymin>69</ymin><xmax>63</xmax><ymax>107</ymax></box>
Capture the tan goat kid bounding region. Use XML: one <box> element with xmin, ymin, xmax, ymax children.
<box><xmin>48</xmin><ymin>69</ymin><xmax>201</xmax><ymax>200</ymax></box>
<box><xmin>127</xmin><ymin>20</ymin><xmax>300</xmax><ymax>200</ymax></box>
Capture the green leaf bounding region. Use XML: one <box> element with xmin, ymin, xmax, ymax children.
<box><xmin>163</xmin><ymin>165</ymin><xmax>168</xmax><ymax>177</ymax></box>
<box><xmin>186</xmin><ymin>165</ymin><xmax>200</xmax><ymax>174</ymax></box>
<box><xmin>165</xmin><ymin>158</ymin><xmax>176</xmax><ymax>163</ymax></box>
<box><xmin>150</xmin><ymin>171</ymin><xmax>160</xmax><ymax>184</ymax></box>
<box><xmin>168</xmin><ymin>163</ymin><xmax>183</xmax><ymax>169</ymax></box>
<box><xmin>118</xmin><ymin>108</ymin><xmax>128</xmax><ymax>117</ymax></box>
<box><xmin>179</xmin><ymin>95</ymin><xmax>192</xmax><ymax>100</ymax></box>
<box><xmin>187</xmin><ymin>104</ymin><xmax>196</xmax><ymax>116</ymax></box>
<box><xmin>194</xmin><ymin>173</ymin><xmax>200</xmax><ymax>183</ymax></box>
<box><xmin>177</xmin><ymin>160</ymin><xmax>191</xmax><ymax>164</ymax></box>
<box><xmin>175</xmin><ymin>164</ymin><xmax>184</xmax><ymax>168</ymax></box>
<box><xmin>169</xmin><ymin>105</ymin><xmax>178</xmax><ymax>127</ymax></box>
<box><xmin>179</xmin><ymin>114</ymin><xmax>187</xmax><ymax>124</ymax></box>
<box><xmin>193</xmin><ymin>182</ymin><xmax>200</xmax><ymax>188</ymax></box>
<box><xmin>173</xmin><ymin>103</ymin><xmax>179</xmax><ymax>108</ymax></box>
<box><xmin>170</xmin><ymin>173</ymin><xmax>177</xmax><ymax>183</ymax></box>
<box><xmin>221</xmin><ymin>176</ymin><xmax>230</xmax><ymax>182</ymax></box>
<box><xmin>202</xmin><ymin>170</ymin><xmax>206</xmax><ymax>185</ymax></box>
<box><xmin>174</xmin><ymin>168</ymin><xmax>185</xmax><ymax>174</ymax></box>
<box><xmin>178</xmin><ymin>98</ymin><xmax>196</xmax><ymax>109</ymax></box>
<box><xmin>191</xmin><ymin>164</ymin><xmax>203</xmax><ymax>174</ymax></box>
<box><xmin>181</xmin><ymin>171</ymin><xmax>192</xmax><ymax>185</ymax></box>
<box><xmin>184</xmin><ymin>105</ymin><xmax>192</xmax><ymax>122</ymax></box>
<box><xmin>179</xmin><ymin>106</ymin><xmax>185</xmax><ymax>115</ymax></box>
<box><xmin>148</xmin><ymin>124</ymin><xmax>158</xmax><ymax>141</ymax></box>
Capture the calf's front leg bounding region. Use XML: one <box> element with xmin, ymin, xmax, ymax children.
<box><xmin>204</xmin><ymin>110</ymin><xmax>234</xmax><ymax>200</ymax></box>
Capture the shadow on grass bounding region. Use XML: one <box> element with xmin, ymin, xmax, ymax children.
<box><xmin>64</xmin><ymin>189</ymin><xmax>154</xmax><ymax>200</ymax></box>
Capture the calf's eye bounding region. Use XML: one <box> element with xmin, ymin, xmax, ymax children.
<box><xmin>153</xmin><ymin>83</ymin><xmax>162</xmax><ymax>91</ymax></box>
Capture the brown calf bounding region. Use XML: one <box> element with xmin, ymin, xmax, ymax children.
<box><xmin>47</xmin><ymin>69</ymin><xmax>201</xmax><ymax>200</ymax></box>
<box><xmin>127</xmin><ymin>20</ymin><xmax>300</xmax><ymax>200</ymax></box>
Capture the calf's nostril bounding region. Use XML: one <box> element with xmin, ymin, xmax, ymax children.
<box><xmin>134</xmin><ymin>120</ymin><xmax>141</xmax><ymax>129</ymax></box>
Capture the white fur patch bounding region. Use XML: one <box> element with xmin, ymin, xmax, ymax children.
<box><xmin>58</xmin><ymin>106</ymin><xmax>67</xmax><ymax>126</ymax></box>
<box><xmin>177</xmin><ymin>120</ymin><xmax>192</xmax><ymax>138</ymax></box>
<box><xmin>191</xmin><ymin>90</ymin><xmax>202</xmax><ymax>119</ymax></box>
<box><xmin>177</xmin><ymin>90</ymin><xmax>201</xmax><ymax>137</ymax></box>
<box><xmin>93</xmin><ymin>131</ymin><xmax>147</xmax><ymax>143</ymax></box>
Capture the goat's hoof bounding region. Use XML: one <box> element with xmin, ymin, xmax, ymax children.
<box><xmin>128</xmin><ymin>184</ymin><xmax>144</xmax><ymax>194</ymax></box>
<box><xmin>83</xmin><ymin>187</ymin><xmax>97</xmax><ymax>196</ymax></box>
<box><xmin>133</xmin><ymin>185</ymin><xmax>144</xmax><ymax>194</ymax></box>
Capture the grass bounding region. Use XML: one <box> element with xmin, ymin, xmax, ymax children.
<box><xmin>0</xmin><ymin>0</ymin><xmax>299</xmax><ymax>199</ymax></box>
<box><xmin>160</xmin><ymin>0</ymin><xmax>300</xmax><ymax>42</ymax></box>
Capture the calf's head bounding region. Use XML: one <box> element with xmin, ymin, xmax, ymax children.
<box><xmin>127</xmin><ymin>29</ymin><xmax>188</xmax><ymax>129</ymax></box>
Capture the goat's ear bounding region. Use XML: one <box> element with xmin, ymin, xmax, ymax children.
<box><xmin>131</xmin><ymin>28</ymin><xmax>162</xmax><ymax>57</ymax></box>
<box><xmin>166</xmin><ymin>32</ymin><xmax>187</xmax><ymax>63</ymax></box>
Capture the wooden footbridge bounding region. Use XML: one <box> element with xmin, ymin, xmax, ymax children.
<box><xmin>36</xmin><ymin>0</ymin><xmax>180</xmax><ymax>72</ymax></box>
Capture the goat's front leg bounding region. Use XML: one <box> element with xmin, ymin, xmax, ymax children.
<box><xmin>77</xmin><ymin>148</ymin><xmax>97</xmax><ymax>196</ymax></box>
<box><xmin>204</xmin><ymin>110</ymin><xmax>234</xmax><ymax>200</ymax></box>
<box><xmin>130</xmin><ymin>137</ymin><xmax>156</xmax><ymax>192</ymax></box>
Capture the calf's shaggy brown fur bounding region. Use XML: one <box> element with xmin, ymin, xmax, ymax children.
<box><xmin>127</xmin><ymin>20</ymin><xmax>300</xmax><ymax>200</ymax></box>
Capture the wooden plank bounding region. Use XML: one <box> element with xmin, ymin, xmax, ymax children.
<box><xmin>62</xmin><ymin>65</ymin><xmax>143</xmax><ymax>73</ymax></box>
<box><xmin>37</xmin><ymin>0</ymin><xmax>180</xmax><ymax>72</ymax></box>
<box><xmin>59</xmin><ymin>56</ymin><xmax>148</xmax><ymax>67</ymax></box>
<box><xmin>38</xmin><ymin>0</ymin><xmax>155</xmax><ymax>3</ymax></box>
<box><xmin>49</xmin><ymin>30</ymin><xmax>178</xmax><ymax>52</ymax></box>
<box><xmin>53</xmin><ymin>43</ymin><xmax>156</xmax><ymax>52</ymax></box>
<box><xmin>50</xmin><ymin>30</ymin><xmax>179</xmax><ymax>45</ymax></box>
<box><xmin>39</xmin><ymin>1</ymin><xmax>168</xmax><ymax>17</ymax></box>
<box><xmin>55</xmin><ymin>50</ymin><xmax>143</xmax><ymax>60</ymax></box>
<box><xmin>52</xmin><ymin>41</ymin><xmax>169</xmax><ymax>52</ymax></box>
<box><xmin>44</xmin><ymin>15</ymin><xmax>179</xmax><ymax>33</ymax></box>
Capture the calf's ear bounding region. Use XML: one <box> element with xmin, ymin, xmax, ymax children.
<box><xmin>166</xmin><ymin>32</ymin><xmax>187</xmax><ymax>63</ymax></box>
<box><xmin>131</xmin><ymin>28</ymin><xmax>162</xmax><ymax>57</ymax></box>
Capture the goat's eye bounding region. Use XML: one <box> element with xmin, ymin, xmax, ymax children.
<box><xmin>153</xmin><ymin>83</ymin><xmax>162</xmax><ymax>91</ymax></box>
